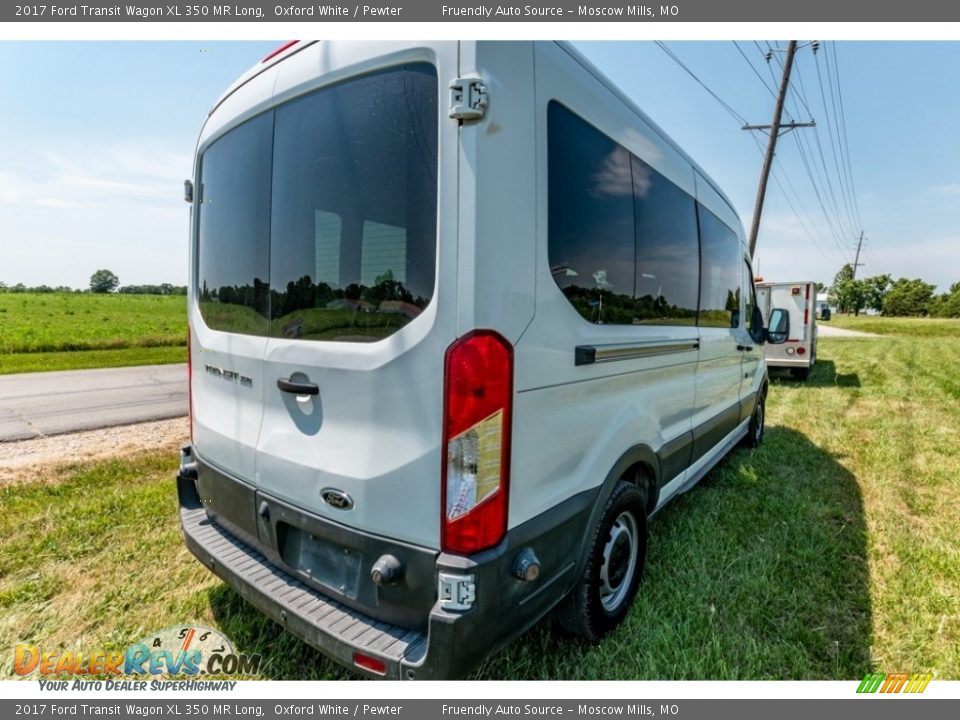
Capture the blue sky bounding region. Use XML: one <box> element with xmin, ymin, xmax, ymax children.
<box><xmin>1</xmin><ymin>41</ymin><xmax>958</xmax><ymax>292</ymax></box>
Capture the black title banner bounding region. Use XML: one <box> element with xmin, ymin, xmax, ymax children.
<box><xmin>5</xmin><ymin>0</ymin><xmax>960</xmax><ymax>22</ymax></box>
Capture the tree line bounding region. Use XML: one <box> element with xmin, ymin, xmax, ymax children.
<box><xmin>0</xmin><ymin>269</ymin><xmax>185</xmax><ymax>296</ymax></box>
<box><xmin>830</xmin><ymin>264</ymin><xmax>960</xmax><ymax>317</ymax></box>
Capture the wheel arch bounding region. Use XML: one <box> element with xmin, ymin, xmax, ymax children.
<box><xmin>571</xmin><ymin>444</ymin><xmax>659</xmax><ymax>582</ymax></box>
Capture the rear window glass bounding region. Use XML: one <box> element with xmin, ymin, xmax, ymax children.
<box><xmin>196</xmin><ymin>63</ymin><xmax>438</xmax><ymax>342</ymax></box>
<box><xmin>197</xmin><ymin>112</ymin><xmax>273</xmax><ymax>336</ymax></box>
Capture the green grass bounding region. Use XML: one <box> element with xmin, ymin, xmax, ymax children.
<box><xmin>0</xmin><ymin>293</ymin><xmax>186</xmax><ymax>354</ymax></box>
<box><xmin>2</xmin><ymin>328</ymin><xmax>958</xmax><ymax>680</ymax></box>
<box><xmin>827</xmin><ymin>314</ymin><xmax>960</xmax><ymax>337</ymax></box>
<box><xmin>0</xmin><ymin>346</ymin><xmax>186</xmax><ymax>375</ymax></box>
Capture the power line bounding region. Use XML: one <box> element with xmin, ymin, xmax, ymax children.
<box><xmin>654</xmin><ymin>41</ymin><xmax>749</xmax><ymax>126</ymax></box>
<box><xmin>813</xmin><ymin>46</ymin><xmax>857</xmax><ymax>239</ymax></box>
<box><xmin>733</xmin><ymin>41</ymin><xmax>777</xmax><ymax>100</ymax></box>
<box><xmin>830</xmin><ymin>42</ymin><xmax>863</xmax><ymax>231</ymax></box>
<box><xmin>823</xmin><ymin>43</ymin><xmax>860</xmax><ymax>237</ymax></box>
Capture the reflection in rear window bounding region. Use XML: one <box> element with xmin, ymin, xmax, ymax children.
<box><xmin>196</xmin><ymin>63</ymin><xmax>438</xmax><ymax>342</ymax></box>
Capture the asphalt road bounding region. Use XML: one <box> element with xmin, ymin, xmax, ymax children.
<box><xmin>0</xmin><ymin>364</ymin><xmax>188</xmax><ymax>442</ymax></box>
<box><xmin>817</xmin><ymin>324</ymin><xmax>879</xmax><ymax>338</ymax></box>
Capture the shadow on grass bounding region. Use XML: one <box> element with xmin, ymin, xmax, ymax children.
<box><xmin>770</xmin><ymin>359</ymin><xmax>861</xmax><ymax>388</ymax></box>
<box><xmin>205</xmin><ymin>427</ymin><xmax>870</xmax><ymax>681</ymax></box>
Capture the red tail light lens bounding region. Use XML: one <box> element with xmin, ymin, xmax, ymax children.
<box><xmin>441</xmin><ymin>331</ymin><xmax>513</xmax><ymax>555</ymax></box>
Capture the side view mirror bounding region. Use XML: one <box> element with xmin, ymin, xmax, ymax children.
<box><xmin>767</xmin><ymin>308</ymin><xmax>790</xmax><ymax>344</ymax></box>
<box><xmin>750</xmin><ymin>305</ymin><xmax>765</xmax><ymax>343</ymax></box>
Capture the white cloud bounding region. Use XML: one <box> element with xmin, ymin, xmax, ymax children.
<box><xmin>0</xmin><ymin>141</ymin><xmax>191</xmax><ymax>288</ymax></box>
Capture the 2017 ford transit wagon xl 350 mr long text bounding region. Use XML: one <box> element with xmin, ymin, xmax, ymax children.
<box><xmin>177</xmin><ymin>40</ymin><xmax>788</xmax><ymax>680</ymax></box>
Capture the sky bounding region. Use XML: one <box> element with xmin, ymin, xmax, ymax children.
<box><xmin>1</xmin><ymin>40</ymin><xmax>958</xmax><ymax>292</ymax></box>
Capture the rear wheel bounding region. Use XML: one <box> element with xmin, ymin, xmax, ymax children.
<box><xmin>742</xmin><ymin>389</ymin><xmax>766</xmax><ymax>448</ymax></box>
<box><xmin>555</xmin><ymin>480</ymin><xmax>647</xmax><ymax>642</ymax></box>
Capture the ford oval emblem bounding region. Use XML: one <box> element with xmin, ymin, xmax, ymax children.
<box><xmin>320</xmin><ymin>488</ymin><xmax>353</xmax><ymax>511</ymax></box>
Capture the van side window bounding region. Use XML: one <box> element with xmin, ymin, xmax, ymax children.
<box><xmin>744</xmin><ymin>260</ymin><xmax>759</xmax><ymax>335</ymax></box>
<box><xmin>547</xmin><ymin>102</ymin><xmax>699</xmax><ymax>326</ymax></box>
<box><xmin>197</xmin><ymin>111</ymin><xmax>274</xmax><ymax>336</ymax></box>
<box><xmin>548</xmin><ymin>102</ymin><xmax>636</xmax><ymax>325</ymax></box>
<box><xmin>632</xmin><ymin>157</ymin><xmax>699</xmax><ymax>326</ymax></box>
<box><xmin>697</xmin><ymin>204</ymin><xmax>741</xmax><ymax>328</ymax></box>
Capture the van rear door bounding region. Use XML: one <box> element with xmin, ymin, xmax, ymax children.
<box><xmin>253</xmin><ymin>49</ymin><xmax>459</xmax><ymax>550</ymax></box>
<box><xmin>191</xmin><ymin>109</ymin><xmax>274</xmax><ymax>488</ymax></box>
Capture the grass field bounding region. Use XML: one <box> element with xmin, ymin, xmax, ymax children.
<box><xmin>827</xmin><ymin>314</ymin><xmax>960</xmax><ymax>338</ymax></box>
<box><xmin>0</xmin><ymin>293</ymin><xmax>186</xmax><ymax>374</ymax></box>
<box><xmin>1</xmin><ymin>323</ymin><xmax>957</xmax><ymax>680</ymax></box>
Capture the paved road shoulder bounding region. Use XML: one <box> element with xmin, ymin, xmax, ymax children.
<box><xmin>0</xmin><ymin>364</ymin><xmax>187</xmax><ymax>442</ymax></box>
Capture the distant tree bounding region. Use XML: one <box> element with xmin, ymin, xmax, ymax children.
<box><xmin>929</xmin><ymin>281</ymin><xmax>960</xmax><ymax>318</ymax></box>
<box><xmin>89</xmin><ymin>269</ymin><xmax>120</xmax><ymax>294</ymax></box>
<box><xmin>814</xmin><ymin>282</ymin><xmax>826</xmax><ymax>294</ymax></box>
<box><xmin>863</xmin><ymin>274</ymin><xmax>892</xmax><ymax>314</ymax></box>
<box><xmin>832</xmin><ymin>264</ymin><xmax>865</xmax><ymax>314</ymax></box>
<box><xmin>882</xmin><ymin>278</ymin><xmax>935</xmax><ymax>316</ymax></box>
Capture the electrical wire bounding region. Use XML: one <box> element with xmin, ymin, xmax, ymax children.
<box><xmin>654</xmin><ymin>41</ymin><xmax>749</xmax><ymax>126</ymax></box>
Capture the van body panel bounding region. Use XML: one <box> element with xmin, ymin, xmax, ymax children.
<box><xmin>690</xmin><ymin>173</ymin><xmax>748</xmax><ymax>451</ymax></box>
<box><xmin>456</xmin><ymin>41</ymin><xmax>537</xmax><ymax>344</ymax></box>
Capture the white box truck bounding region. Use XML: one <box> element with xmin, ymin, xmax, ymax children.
<box><xmin>177</xmin><ymin>40</ymin><xmax>787</xmax><ymax>679</ymax></box>
<box><xmin>756</xmin><ymin>280</ymin><xmax>817</xmax><ymax>380</ymax></box>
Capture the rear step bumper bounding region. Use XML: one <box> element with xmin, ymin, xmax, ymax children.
<box><xmin>177</xmin><ymin>447</ymin><xmax>596</xmax><ymax>679</ymax></box>
<box><xmin>180</xmin><ymin>503</ymin><xmax>428</xmax><ymax>678</ymax></box>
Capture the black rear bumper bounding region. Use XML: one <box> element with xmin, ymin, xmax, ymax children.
<box><xmin>177</xmin><ymin>446</ymin><xmax>596</xmax><ymax>679</ymax></box>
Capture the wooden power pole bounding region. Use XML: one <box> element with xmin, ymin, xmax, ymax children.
<box><xmin>852</xmin><ymin>230</ymin><xmax>865</xmax><ymax>279</ymax></box>
<box><xmin>746</xmin><ymin>41</ymin><xmax>811</xmax><ymax>259</ymax></box>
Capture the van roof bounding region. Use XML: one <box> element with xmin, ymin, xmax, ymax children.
<box><xmin>206</xmin><ymin>40</ymin><xmax>740</xmax><ymax>224</ymax></box>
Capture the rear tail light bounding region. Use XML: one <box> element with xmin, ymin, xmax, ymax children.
<box><xmin>187</xmin><ymin>324</ymin><xmax>194</xmax><ymax>443</ymax></box>
<box><xmin>441</xmin><ymin>331</ymin><xmax>513</xmax><ymax>555</ymax></box>
<box><xmin>797</xmin><ymin>347</ymin><xmax>806</xmax><ymax>355</ymax></box>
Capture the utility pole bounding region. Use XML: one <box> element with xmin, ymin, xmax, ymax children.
<box><xmin>745</xmin><ymin>41</ymin><xmax>814</xmax><ymax>259</ymax></box>
<box><xmin>852</xmin><ymin>231</ymin><xmax>865</xmax><ymax>279</ymax></box>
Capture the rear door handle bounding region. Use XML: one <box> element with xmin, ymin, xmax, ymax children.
<box><xmin>277</xmin><ymin>378</ymin><xmax>319</xmax><ymax>395</ymax></box>
<box><xmin>737</xmin><ymin>345</ymin><xmax>754</xmax><ymax>352</ymax></box>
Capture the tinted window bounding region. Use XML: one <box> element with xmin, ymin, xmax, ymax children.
<box><xmin>548</xmin><ymin>102</ymin><xmax>700</xmax><ymax>327</ymax></box>
<box><xmin>632</xmin><ymin>157</ymin><xmax>699</xmax><ymax>325</ymax></box>
<box><xmin>548</xmin><ymin>103</ymin><xmax>636</xmax><ymax>325</ymax></box>
<box><xmin>269</xmin><ymin>65</ymin><xmax>437</xmax><ymax>342</ymax></box>
<box><xmin>196</xmin><ymin>64</ymin><xmax>438</xmax><ymax>343</ymax></box>
<box><xmin>698</xmin><ymin>205</ymin><xmax>741</xmax><ymax>328</ymax></box>
<box><xmin>744</xmin><ymin>260</ymin><xmax>759</xmax><ymax>335</ymax></box>
<box><xmin>197</xmin><ymin>112</ymin><xmax>273</xmax><ymax>335</ymax></box>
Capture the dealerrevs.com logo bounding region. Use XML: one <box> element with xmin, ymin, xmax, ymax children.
<box><xmin>13</xmin><ymin>626</ymin><xmax>261</xmax><ymax>680</ymax></box>
<box><xmin>857</xmin><ymin>672</ymin><xmax>934</xmax><ymax>694</ymax></box>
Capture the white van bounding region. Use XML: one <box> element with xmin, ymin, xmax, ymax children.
<box><xmin>756</xmin><ymin>280</ymin><xmax>817</xmax><ymax>380</ymax></box>
<box><xmin>177</xmin><ymin>40</ymin><xmax>787</xmax><ymax>680</ymax></box>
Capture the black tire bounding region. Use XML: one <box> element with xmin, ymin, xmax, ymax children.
<box><xmin>791</xmin><ymin>367</ymin><xmax>811</xmax><ymax>381</ymax></box>
<box><xmin>742</xmin><ymin>389</ymin><xmax>766</xmax><ymax>448</ymax></box>
<box><xmin>555</xmin><ymin>480</ymin><xmax>647</xmax><ymax>642</ymax></box>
